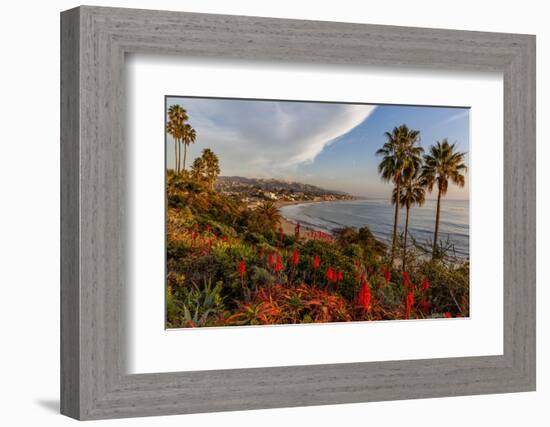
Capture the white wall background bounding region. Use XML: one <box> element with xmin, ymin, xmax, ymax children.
<box><xmin>0</xmin><ymin>0</ymin><xmax>546</xmax><ymax>425</ymax></box>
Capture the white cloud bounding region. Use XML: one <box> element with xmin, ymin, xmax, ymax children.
<box><xmin>168</xmin><ymin>98</ymin><xmax>375</xmax><ymax>177</ymax></box>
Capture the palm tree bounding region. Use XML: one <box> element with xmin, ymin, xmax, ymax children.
<box><xmin>201</xmin><ymin>148</ymin><xmax>220</xmax><ymax>190</ymax></box>
<box><xmin>393</xmin><ymin>174</ymin><xmax>426</xmax><ymax>270</ymax></box>
<box><xmin>190</xmin><ymin>156</ymin><xmax>206</xmax><ymax>182</ymax></box>
<box><xmin>377</xmin><ymin>125</ymin><xmax>423</xmax><ymax>264</ymax></box>
<box><xmin>181</xmin><ymin>124</ymin><xmax>197</xmax><ymax>172</ymax></box>
<box><xmin>190</xmin><ymin>149</ymin><xmax>220</xmax><ymax>190</ymax></box>
<box><xmin>255</xmin><ymin>201</ymin><xmax>281</xmax><ymax>232</ymax></box>
<box><xmin>166</xmin><ymin>105</ymin><xmax>188</xmax><ymax>174</ymax></box>
<box><xmin>421</xmin><ymin>139</ymin><xmax>467</xmax><ymax>259</ymax></box>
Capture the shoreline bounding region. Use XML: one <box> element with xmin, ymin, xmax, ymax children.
<box><xmin>275</xmin><ymin>199</ymin><xmax>344</xmax><ymax>240</ymax></box>
<box><xmin>274</xmin><ymin>197</ymin><xmax>356</xmax><ymax>209</ymax></box>
<box><xmin>276</xmin><ymin>199</ymin><xmax>469</xmax><ymax>259</ymax></box>
<box><xmin>278</xmin><ymin>216</ymin><xmax>316</xmax><ymax>241</ymax></box>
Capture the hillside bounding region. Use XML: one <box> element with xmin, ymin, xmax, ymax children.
<box><xmin>215</xmin><ymin>176</ymin><xmax>353</xmax><ymax>203</ymax></box>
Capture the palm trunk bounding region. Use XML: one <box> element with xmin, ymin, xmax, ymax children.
<box><xmin>390</xmin><ymin>178</ymin><xmax>401</xmax><ymax>265</ymax></box>
<box><xmin>403</xmin><ymin>205</ymin><xmax>410</xmax><ymax>271</ymax></box>
<box><xmin>432</xmin><ymin>186</ymin><xmax>442</xmax><ymax>259</ymax></box>
<box><xmin>183</xmin><ymin>143</ymin><xmax>187</xmax><ymax>171</ymax></box>
<box><xmin>178</xmin><ymin>140</ymin><xmax>182</xmax><ymax>174</ymax></box>
<box><xmin>174</xmin><ymin>138</ymin><xmax>178</xmax><ymax>174</ymax></box>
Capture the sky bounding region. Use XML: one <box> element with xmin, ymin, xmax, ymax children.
<box><xmin>166</xmin><ymin>97</ymin><xmax>470</xmax><ymax>200</ymax></box>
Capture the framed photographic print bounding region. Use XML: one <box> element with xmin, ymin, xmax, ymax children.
<box><xmin>61</xmin><ymin>6</ymin><xmax>536</xmax><ymax>420</ymax></box>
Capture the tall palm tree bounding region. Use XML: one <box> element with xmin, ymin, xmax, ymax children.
<box><xmin>393</xmin><ymin>174</ymin><xmax>426</xmax><ymax>270</ymax></box>
<box><xmin>166</xmin><ymin>105</ymin><xmax>188</xmax><ymax>174</ymax></box>
<box><xmin>421</xmin><ymin>139</ymin><xmax>467</xmax><ymax>259</ymax></box>
<box><xmin>377</xmin><ymin>125</ymin><xmax>423</xmax><ymax>264</ymax></box>
<box><xmin>181</xmin><ymin>124</ymin><xmax>197</xmax><ymax>172</ymax></box>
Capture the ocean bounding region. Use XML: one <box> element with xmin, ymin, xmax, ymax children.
<box><xmin>280</xmin><ymin>199</ymin><xmax>469</xmax><ymax>258</ymax></box>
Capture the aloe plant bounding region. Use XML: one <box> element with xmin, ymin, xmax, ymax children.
<box><xmin>179</xmin><ymin>277</ymin><xmax>225</xmax><ymax>327</ymax></box>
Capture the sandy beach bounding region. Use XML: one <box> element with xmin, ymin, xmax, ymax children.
<box><xmin>276</xmin><ymin>199</ymin><xmax>334</xmax><ymax>241</ymax></box>
<box><xmin>279</xmin><ymin>215</ymin><xmax>307</xmax><ymax>237</ymax></box>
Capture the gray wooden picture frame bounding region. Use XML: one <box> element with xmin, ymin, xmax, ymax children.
<box><xmin>60</xmin><ymin>5</ymin><xmax>536</xmax><ymax>420</ymax></box>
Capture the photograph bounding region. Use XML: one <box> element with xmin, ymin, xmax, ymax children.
<box><xmin>165</xmin><ymin>96</ymin><xmax>470</xmax><ymax>328</ymax></box>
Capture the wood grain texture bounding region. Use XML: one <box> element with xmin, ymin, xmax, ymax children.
<box><xmin>60</xmin><ymin>6</ymin><xmax>536</xmax><ymax>420</ymax></box>
<box><xmin>60</xmin><ymin>7</ymin><xmax>80</xmax><ymax>419</ymax></box>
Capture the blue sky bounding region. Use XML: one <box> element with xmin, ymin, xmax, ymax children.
<box><xmin>166</xmin><ymin>97</ymin><xmax>470</xmax><ymax>200</ymax></box>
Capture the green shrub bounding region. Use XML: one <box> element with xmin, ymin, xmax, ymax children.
<box><xmin>171</xmin><ymin>277</ymin><xmax>225</xmax><ymax>327</ymax></box>
<box><xmin>249</xmin><ymin>266</ymin><xmax>275</xmax><ymax>289</ymax></box>
<box><xmin>418</xmin><ymin>259</ymin><xmax>469</xmax><ymax>317</ymax></box>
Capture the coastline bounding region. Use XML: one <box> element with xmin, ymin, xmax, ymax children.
<box><xmin>274</xmin><ymin>198</ymin><xmax>345</xmax><ymax>209</ymax></box>
<box><xmin>275</xmin><ymin>199</ymin><xmax>343</xmax><ymax>240</ymax></box>
<box><xmin>276</xmin><ymin>198</ymin><xmax>470</xmax><ymax>258</ymax></box>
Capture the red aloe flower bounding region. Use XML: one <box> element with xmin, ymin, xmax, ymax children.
<box><xmin>207</xmin><ymin>239</ymin><xmax>213</xmax><ymax>251</ymax></box>
<box><xmin>358</xmin><ymin>280</ymin><xmax>371</xmax><ymax>311</ymax></box>
<box><xmin>326</xmin><ymin>266</ymin><xmax>334</xmax><ymax>283</ymax></box>
<box><xmin>384</xmin><ymin>268</ymin><xmax>391</xmax><ymax>285</ymax></box>
<box><xmin>274</xmin><ymin>255</ymin><xmax>283</xmax><ymax>273</ymax></box>
<box><xmin>405</xmin><ymin>291</ymin><xmax>414</xmax><ymax>319</ymax></box>
<box><xmin>268</xmin><ymin>253</ymin><xmax>274</xmax><ymax>268</ymax></box>
<box><xmin>292</xmin><ymin>249</ymin><xmax>299</xmax><ymax>266</ymax></box>
<box><xmin>368</xmin><ymin>266</ymin><xmax>374</xmax><ymax>274</ymax></box>
<box><xmin>312</xmin><ymin>255</ymin><xmax>320</xmax><ymax>270</ymax></box>
<box><xmin>421</xmin><ymin>277</ymin><xmax>429</xmax><ymax>291</ymax></box>
<box><xmin>237</xmin><ymin>259</ymin><xmax>246</xmax><ymax>280</ymax></box>
<box><xmin>337</xmin><ymin>270</ymin><xmax>343</xmax><ymax>283</ymax></box>
<box><xmin>444</xmin><ymin>312</ymin><xmax>452</xmax><ymax>318</ymax></box>
<box><xmin>205</xmin><ymin>224</ymin><xmax>211</xmax><ymax>233</ymax></box>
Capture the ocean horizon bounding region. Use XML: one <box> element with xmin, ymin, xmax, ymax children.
<box><xmin>280</xmin><ymin>198</ymin><xmax>469</xmax><ymax>258</ymax></box>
